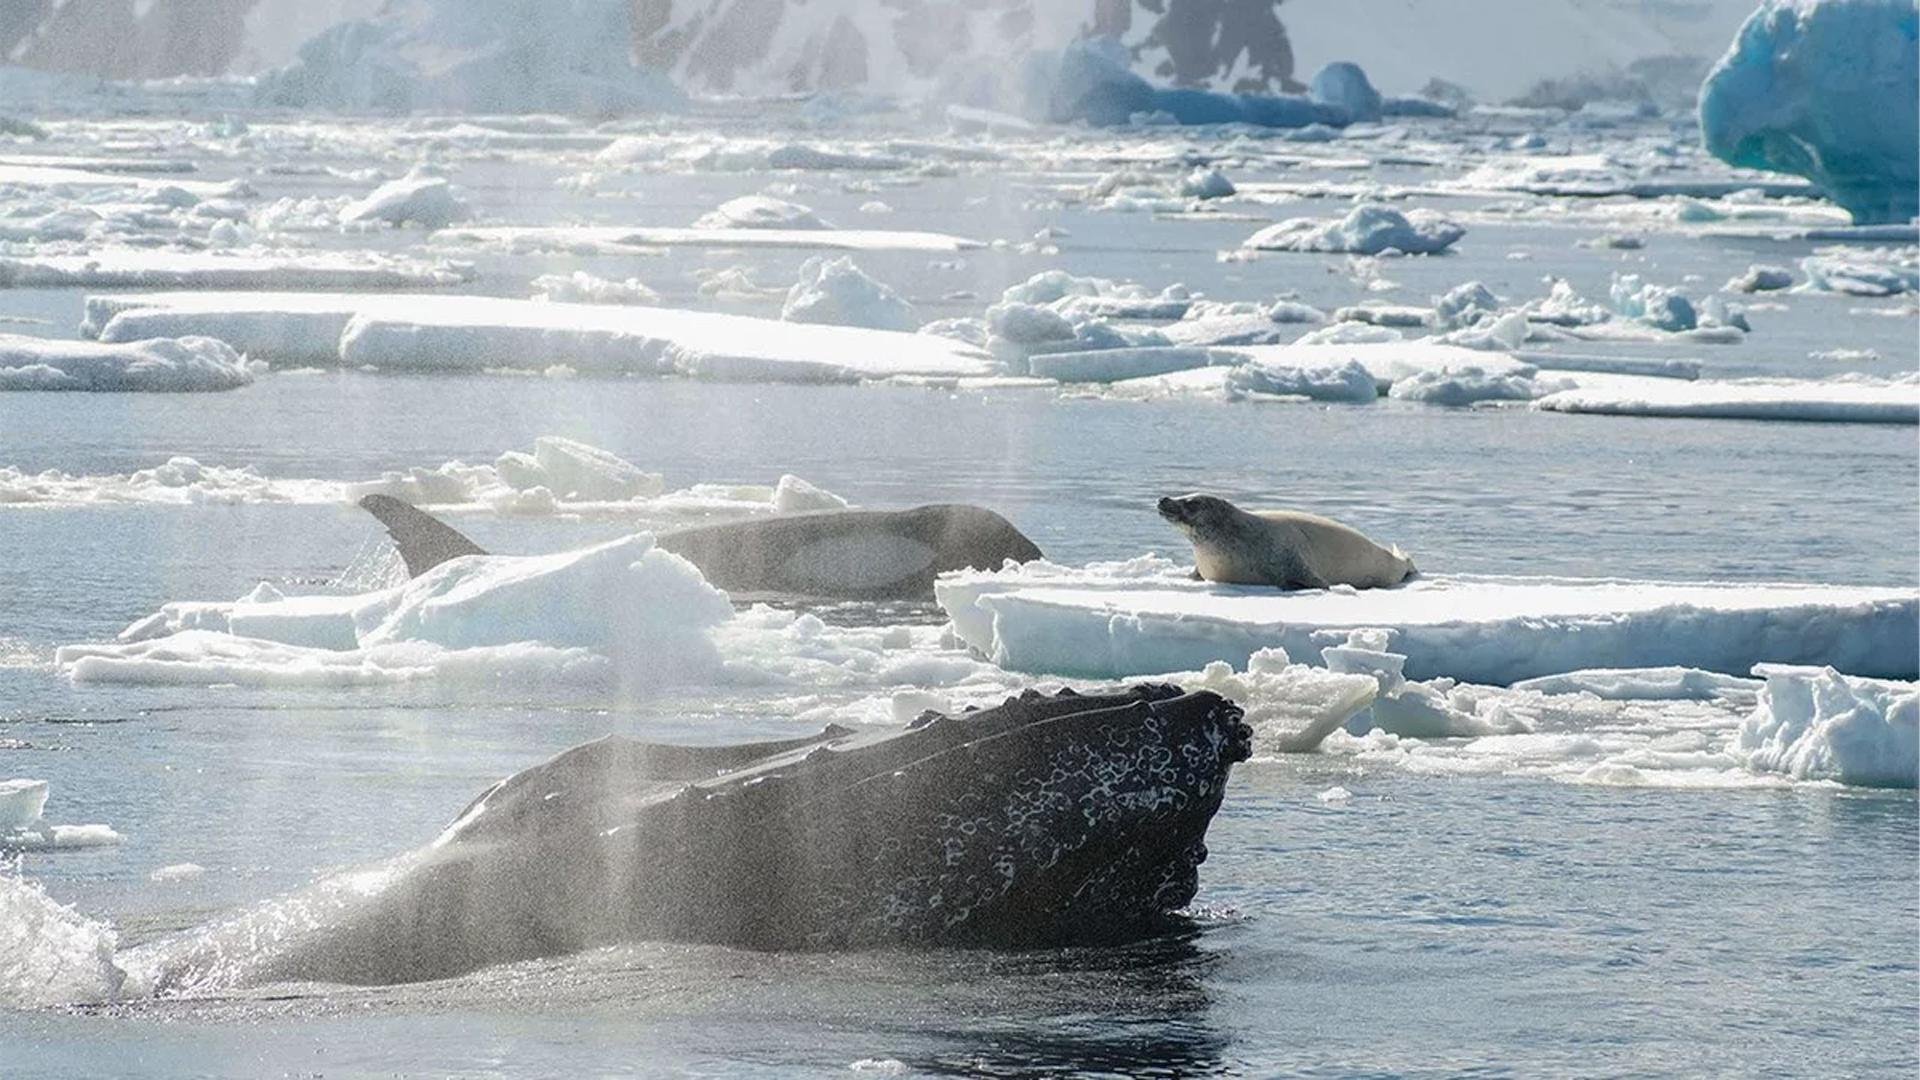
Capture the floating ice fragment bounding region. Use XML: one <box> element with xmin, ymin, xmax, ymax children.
<box><xmin>1734</xmin><ymin>666</ymin><xmax>1917</xmax><ymax>788</ymax></box>
<box><xmin>782</xmin><ymin>257</ymin><xmax>918</xmax><ymax>333</ymax></box>
<box><xmin>1244</xmin><ymin>205</ymin><xmax>1465</xmax><ymax>256</ymax></box>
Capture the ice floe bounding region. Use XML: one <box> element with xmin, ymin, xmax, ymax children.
<box><xmin>0</xmin><ymin>437</ymin><xmax>846</xmax><ymax>521</ymax></box>
<box><xmin>338</xmin><ymin>169</ymin><xmax>470</xmax><ymax>229</ymax></box>
<box><xmin>935</xmin><ymin>557</ymin><xmax>1917</xmax><ymax>685</ymax></box>
<box><xmin>0</xmin><ymin>335</ymin><xmax>255</xmax><ymax>392</ymax></box>
<box><xmin>1243</xmin><ymin>205</ymin><xmax>1465</xmax><ymax>256</ymax></box>
<box><xmin>781</xmin><ymin>257</ymin><xmax>917</xmax><ymax>332</ymax></box>
<box><xmin>692</xmin><ymin>195</ymin><xmax>828</xmax><ymax>231</ymax></box>
<box><xmin>1732</xmin><ymin>666</ymin><xmax>1917</xmax><ymax>788</ymax></box>
<box><xmin>64</xmin><ymin>540</ymin><xmax>1002</xmax><ymax>698</ymax></box>
<box><xmin>1532</xmin><ymin>372</ymin><xmax>1919</xmax><ymax>424</ymax></box>
<box><xmin>1139</xmin><ymin>644</ymin><xmax>1905</xmax><ymax>791</ymax></box>
<box><xmin>435</xmin><ymin>224</ymin><xmax>980</xmax><ymax>255</ymax></box>
<box><xmin>86</xmin><ymin>292</ymin><xmax>992</xmax><ymax>382</ymax></box>
<box><xmin>0</xmin><ymin>779</ymin><xmax>123</xmax><ymax>852</ymax></box>
<box><xmin>530</xmin><ymin>271</ymin><xmax>659</xmax><ymax>306</ymax></box>
<box><xmin>0</xmin><ymin>249</ymin><xmax>469</xmax><ymax>290</ymax></box>
<box><xmin>1799</xmin><ymin>251</ymin><xmax>1918</xmax><ymax>297</ymax></box>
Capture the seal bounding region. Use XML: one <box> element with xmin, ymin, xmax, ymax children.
<box><xmin>1157</xmin><ymin>493</ymin><xmax>1415</xmax><ymax>590</ymax></box>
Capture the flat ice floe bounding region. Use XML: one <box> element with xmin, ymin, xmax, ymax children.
<box><xmin>1533</xmin><ymin>372</ymin><xmax>1920</xmax><ymax>424</ymax></box>
<box><xmin>0</xmin><ymin>163</ymin><xmax>245</xmax><ymax>199</ymax></box>
<box><xmin>0</xmin><ymin>436</ymin><xmax>846</xmax><ymax>519</ymax></box>
<box><xmin>86</xmin><ymin>292</ymin><xmax>992</xmax><ymax>381</ymax></box>
<box><xmin>0</xmin><ymin>249</ymin><xmax>470</xmax><ymax>290</ymax></box>
<box><xmin>434</xmin><ymin>224</ymin><xmax>981</xmax><ymax>254</ymax></box>
<box><xmin>935</xmin><ymin>557</ymin><xmax>1918</xmax><ymax>685</ymax></box>
<box><xmin>0</xmin><ymin>335</ymin><xmax>255</xmax><ymax>392</ymax></box>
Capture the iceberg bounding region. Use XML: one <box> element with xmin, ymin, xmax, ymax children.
<box><xmin>0</xmin><ymin>335</ymin><xmax>254</xmax><ymax>393</ymax></box>
<box><xmin>86</xmin><ymin>292</ymin><xmax>993</xmax><ymax>382</ymax></box>
<box><xmin>1308</xmin><ymin>62</ymin><xmax>1382</xmax><ymax>124</ymax></box>
<box><xmin>1699</xmin><ymin>0</ymin><xmax>1920</xmax><ymax>224</ymax></box>
<box><xmin>934</xmin><ymin>558</ymin><xmax>1918</xmax><ymax>685</ymax></box>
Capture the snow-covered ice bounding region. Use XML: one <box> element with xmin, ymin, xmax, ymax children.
<box><xmin>1533</xmin><ymin>372</ymin><xmax>1919</xmax><ymax>424</ymax></box>
<box><xmin>1733</xmin><ymin>666</ymin><xmax>1916</xmax><ymax>787</ymax></box>
<box><xmin>530</xmin><ymin>271</ymin><xmax>659</xmax><ymax>306</ymax></box>
<box><xmin>781</xmin><ymin>257</ymin><xmax>917</xmax><ymax>332</ymax></box>
<box><xmin>935</xmin><ymin>557</ymin><xmax>1917</xmax><ymax>685</ymax></box>
<box><xmin>86</xmin><ymin>292</ymin><xmax>993</xmax><ymax>382</ymax></box>
<box><xmin>435</xmin><ymin>224</ymin><xmax>981</xmax><ymax>255</ymax></box>
<box><xmin>0</xmin><ymin>335</ymin><xmax>254</xmax><ymax>392</ymax></box>
<box><xmin>0</xmin><ymin>250</ymin><xmax>469</xmax><ymax>290</ymax></box>
<box><xmin>692</xmin><ymin>195</ymin><xmax>828</xmax><ymax>230</ymax></box>
<box><xmin>338</xmin><ymin>169</ymin><xmax>470</xmax><ymax>229</ymax></box>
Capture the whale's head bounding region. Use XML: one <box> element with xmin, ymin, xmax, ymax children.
<box><xmin>463</xmin><ymin>686</ymin><xmax>1251</xmax><ymax>954</ymax></box>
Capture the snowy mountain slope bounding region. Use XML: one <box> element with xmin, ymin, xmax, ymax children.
<box><xmin>1</xmin><ymin>0</ymin><xmax>1757</xmax><ymax>104</ymax></box>
<box><xmin>1</xmin><ymin>0</ymin><xmax>379</xmax><ymax>79</ymax></box>
<box><xmin>632</xmin><ymin>0</ymin><xmax>1759</xmax><ymax>99</ymax></box>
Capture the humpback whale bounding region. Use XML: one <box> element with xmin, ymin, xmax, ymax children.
<box><xmin>358</xmin><ymin>494</ymin><xmax>1043</xmax><ymax>601</ymax></box>
<box><xmin>152</xmin><ymin>685</ymin><xmax>1251</xmax><ymax>988</ymax></box>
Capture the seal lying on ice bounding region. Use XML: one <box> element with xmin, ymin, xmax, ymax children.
<box><xmin>1157</xmin><ymin>493</ymin><xmax>1415</xmax><ymax>590</ymax></box>
<box><xmin>150</xmin><ymin>685</ymin><xmax>1251</xmax><ymax>987</ymax></box>
<box><xmin>358</xmin><ymin>494</ymin><xmax>1042</xmax><ymax>601</ymax></box>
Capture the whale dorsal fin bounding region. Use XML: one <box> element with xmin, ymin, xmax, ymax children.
<box><xmin>357</xmin><ymin>494</ymin><xmax>488</xmax><ymax>578</ymax></box>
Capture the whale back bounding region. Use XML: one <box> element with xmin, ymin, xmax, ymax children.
<box><xmin>360</xmin><ymin>496</ymin><xmax>1043</xmax><ymax>600</ymax></box>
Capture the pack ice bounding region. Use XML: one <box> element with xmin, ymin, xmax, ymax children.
<box><xmin>0</xmin><ymin>335</ymin><xmax>255</xmax><ymax>392</ymax></box>
<box><xmin>934</xmin><ymin>558</ymin><xmax>1918</xmax><ymax>685</ymax></box>
<box><xmin>86</xmin><ymin>292</ymin><xmax>991</xmax><ymax>382</ymax></box>
<box><xmin>1699</xmin><ymin>0</ymin><xmax>1920</xmax><ymax>224</ymax></box>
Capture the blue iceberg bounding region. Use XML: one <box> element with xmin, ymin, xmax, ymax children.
<box><xmin>1699</xmin><ymin>0</ymin><xmax>1919</xmax><ymax>224</ymax></box>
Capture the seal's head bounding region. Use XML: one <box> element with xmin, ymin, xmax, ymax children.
<box><xmin>1157</xmin><ymin>493</ymin><xmax>1239</xmax><ymax>535</ymax></box>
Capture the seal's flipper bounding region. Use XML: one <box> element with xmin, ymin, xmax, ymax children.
<box><xmin>357</xmin><ymin>494</ymin><xmax>488</xmax><ymax>578</ymax></box>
